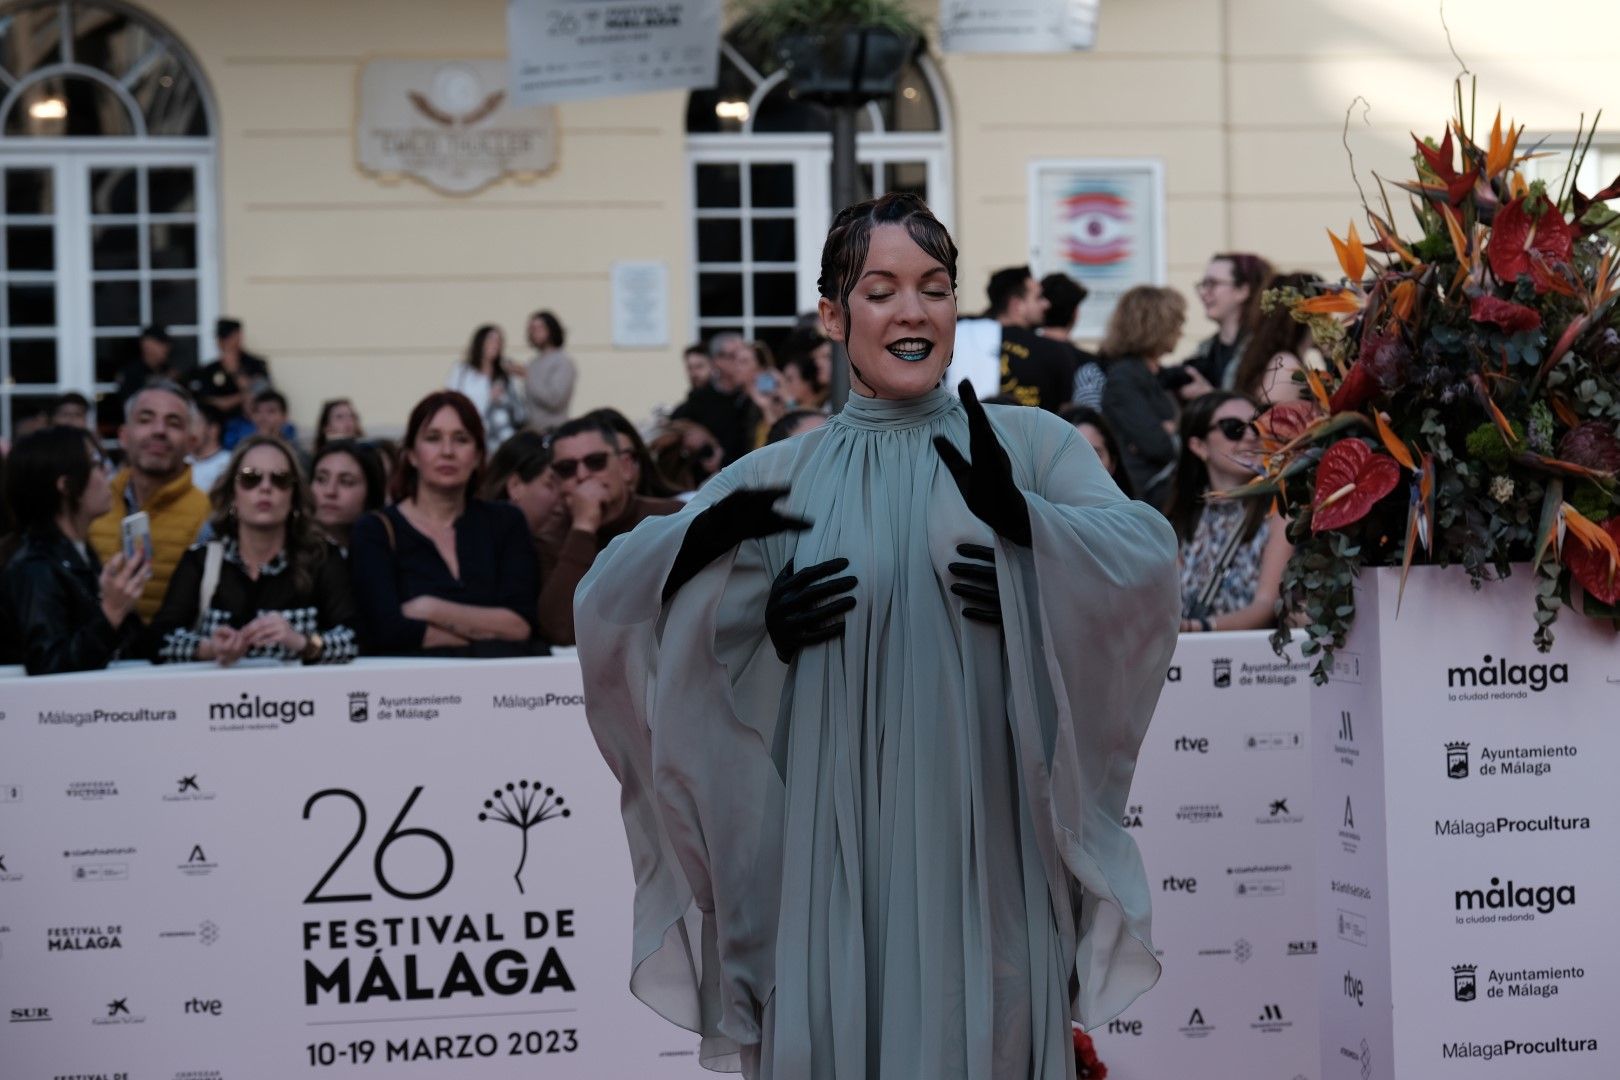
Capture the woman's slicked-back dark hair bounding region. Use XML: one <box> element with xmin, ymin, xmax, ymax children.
<box><xmin>392</xmin><ymin>390</ymin><xmax>487</xmax><ymax>503</ymax></box>
<box><xmin>2</xmin><ymin>425</ymin><xmax>97</xmax><ymax>543</ymax></box>
<box><xmin>817</xmin><ymin>192</ymin><xmax>958</xmax><ymax>331</ymax></box>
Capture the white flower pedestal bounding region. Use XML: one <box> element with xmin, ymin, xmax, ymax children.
<box><xmin>1312</xmin><ymin>565</ymin><xmax>1620</xmax><ymax>1079</ymax></box>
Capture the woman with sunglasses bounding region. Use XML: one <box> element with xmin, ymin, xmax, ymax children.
<box><xmin>1165</xmin><ymin>390</ymin><xmax>1293</xmax><ymax>633</ymax></box>
<box><xmin>350</xmin><ymin>391</ymin><xmax>540</xmax><ymax>656</ymax></box>
<box><xmin>535</xmin><ymin>415</ymin><xmax>682</xmax><ymax>646</ymax></box>
<box><xmin>0</xmin><ymin>426</ymin><xmax>150</xmax><ymax>674</ymax></box>
<box><xmin>645</xmin><ymin>419</ymin><xmax>724</xmax><ymax>496</ymax></box>
<box><xmin>150</xmin><ymin>434</ymin><xmax>357</xmax><ymax>664</ymax></box>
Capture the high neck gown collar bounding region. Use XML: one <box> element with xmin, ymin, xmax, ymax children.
<box><xmin>834</xmin><ymin>385</ymin><xmax>957</xmax><ymax>431</ymax></box>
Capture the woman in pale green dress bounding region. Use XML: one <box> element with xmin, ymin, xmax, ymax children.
<box><xmin>577</xmin><ymin>194</ymin><xmax>1179</xmax><ymax>1079</ymax></box>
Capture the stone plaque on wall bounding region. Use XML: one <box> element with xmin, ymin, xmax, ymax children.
<box><xmin>357</xmin><ymin>59</ymin><xmax>558</xmax><ymax>195</ymax></box>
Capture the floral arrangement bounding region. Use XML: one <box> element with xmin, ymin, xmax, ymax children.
<box><xmin>1073</xmin><ymin>1027</ymin><xmax>1107</xmax><ymax>1079</ymax></box>
<box><xmin>1222</xmin><ymin>82</ymin><xmax>1620</xmax><ymax>682</ymax></box>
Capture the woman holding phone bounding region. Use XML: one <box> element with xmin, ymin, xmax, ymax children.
<box><xmin>0</xmin><ymin>426</ymin><xmax>149</xmax><ymax>674</ymax></box>
<box><xmin>150</xmin><ymin>434</ymin><xmax>357</xmax><ymax>664</ymax></box>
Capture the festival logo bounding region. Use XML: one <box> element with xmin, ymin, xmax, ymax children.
<box><xmin>1058</xmin><ymin>188</ymin><xmax>1133</xmax><ymax>269</ymax></box>
<box><xmin>478</xmin><ymin>780</ymin><xmax>571</xmax><ymax>895</ymax></box>
<box><xmin>1120</xmin><ymin>804</ymin><xmax>1143</xmax><ymax>829</ymax></box>
<box><xmin>46</xmin><ymin>923</ymin><xmax>123</xmax><ymax>952</ymax></box>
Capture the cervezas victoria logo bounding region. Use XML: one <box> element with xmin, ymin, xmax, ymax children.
<box><xmin>478</xmin><ymin>779</ymin><xmax>571</xmax><ymax>895</ymax></box>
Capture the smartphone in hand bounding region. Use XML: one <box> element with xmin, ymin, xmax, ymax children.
<box><xmin>120</xmin><ymin>511</ymin><xmax>153</xmax><ymax>564</ymax></box>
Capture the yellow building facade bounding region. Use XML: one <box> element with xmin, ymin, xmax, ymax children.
<box><xmin>2</xmin><ymin>0</ymin><xmax>1616</xmax><ymax>436</ymax></box>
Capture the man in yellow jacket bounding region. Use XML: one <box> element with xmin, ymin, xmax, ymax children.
<box><xmin>89</xmin><ymin>381</ymin><xmax>210</xmax><ymax>622</ymax></box>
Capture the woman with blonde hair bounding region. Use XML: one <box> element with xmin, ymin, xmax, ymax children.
<box><xmin>1099</xmin><ymin>284</ymin><xmax>1189</xmax><ymax>504</ymax></box>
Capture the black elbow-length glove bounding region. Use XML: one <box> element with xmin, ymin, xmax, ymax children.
<box><xmin>932</xmin><ymin>382</ymin><xmax>1032</xmax><ymax>546</ymax></box>
<box><xmin>662</xmin><ymin>486</ymin><xmax>811</xmax><ymax>603</ymax></box>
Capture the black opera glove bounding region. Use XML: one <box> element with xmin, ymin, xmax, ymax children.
<box><xmin>662</xmin><ymin>486</ymin><xmax>810</xmax><ymax>603</ymax></box>
<box><xmin>932</xmin><ymin>382</ymin><xmax>1033</xmax><ymax>546</ymax></box>
<box><xmin>766</xmin><ymin>558</ymin><xmax>859</xmax><ymax>663</ymax></box>
<box><xmin>947</xmin><ymin>543</ymin><xmax>1001</xmax><ymax>625</ymax></box>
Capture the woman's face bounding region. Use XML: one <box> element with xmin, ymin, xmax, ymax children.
<box><xmin>312</xmin><ymin>451</ymin><xmax>369</xmax><ymax>532</ymax></box>
<box><xmin>1194</xmin><ymin>398</ymin><xmax>1261</xmax><ymax>485</ymax></box>
<box><xmin>779</xmin><ymin>364</ymin><xmax>813</xmax><ymax>408</ymax></box>
<box><xmin>528</xmin><ymin>316</ymin><xmax>549</xmax><ymax>350</ymax></box>
<box><xmin>506</xmin><ymin>468</ymin><xmax>562</xmax><ymax>535</ymax></box>
<box><xmin>681</xmin><ymin>429</ymin><xmax>722</xmax><ymax>481</ymax></box>
<box><xmin>1197</xmin><ymin>257</ymin><xmax>1249</xmax><ymax>323</ymax></box>
<box><xmin>323</xmin><ymin>402</ymin><xmax>359</xmax><ymax>440</ymax></box>
<box><xmin>233</xmin><ymin>443</ymin><xmax>296</xmax><ymax>531</ymax></box>
<box><xmin>1076</xmin><ymin>422</ymin><xmax>1114</xmax><ymax>473</ymax></box>
<box><xmin>1259</xmin><ymin>351</ymin><xmax>1309</xmax><ymax>404</ymax></box>
<box><xmin>811</xmin><ymin>341</ymin><xmax>833</xmax><ymax>387</ymax></box>
<box><xmin>612</xmin><ymin>432</ymin><xmax>641</xmax><ymax>489</ymax></box>
<box><xmin>482</xmin><ymin>329</ymin><xmax>504</xmax><ymax>366</ymax></box>
<box><xmin>79</xmin><ymin>440</ymin><xmax>113</xmax><ymax>522</ymax></box>
<box><xmin>408</xmin><ymin>405</ymin><xmax>481</xmax><ymax>496</ymax></box>
<box><xmin>819</xmin><ymin>223</ymin><xmax>956</xmax><ymax>400</ymax></box>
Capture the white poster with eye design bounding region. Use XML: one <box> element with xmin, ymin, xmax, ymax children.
<box><xmin>1027</xmin><ymin>158</ymin><xmax>1166</xmax><ymax>342</ymax></box>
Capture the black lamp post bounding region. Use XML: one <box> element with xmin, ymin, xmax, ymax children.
<box><xmin>776</xmin><ymin>27</ymin><xmax>918</xmax><ymax>410</ymax></box>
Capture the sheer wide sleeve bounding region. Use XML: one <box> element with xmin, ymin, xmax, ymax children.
<box><xmin>993</xmin><ymin>409</ymin><xmax>1180</xmax><ymax>1029</ymax></box>
<box><xmin>574</xmin><ymin>463</ymin><xmax>788</xmax><ymax>1073</ymax></box>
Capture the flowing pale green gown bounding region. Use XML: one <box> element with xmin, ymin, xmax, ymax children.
<box><xmin>577</xmin><ymin>387</ymin><xmax>1178</xmax><ymax>1080</ymax></box>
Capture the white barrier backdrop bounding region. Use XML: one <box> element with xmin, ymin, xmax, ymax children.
<box><xmin>1315</xmin><ymin>567</ymin><xmax>1620</xmax><ymax>1080</ymax></box>
<box><xmin>0</xmin><ymin>658</ymin><xmax>708</xmax><ymax>1080</ymax></box>
<box><xmin>0</xmin><ymin>636</ymin><xmax>1319</xmax><ymax>1080</ymax></box>
<box><xmin>1097</xmin><ymin>631</ymin><xmax>1319</xmax><ymax>1080</ymax></box>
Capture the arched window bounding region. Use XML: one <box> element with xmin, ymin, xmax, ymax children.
<box><xmin>0</xmin><ymin>0</ymin><xmax>217</xmax><ymax>439</ymax></box>
<box><xmin>685</xmin><ymin>33</ymin><xmax>952</xmax><ymax>351</ymax></box>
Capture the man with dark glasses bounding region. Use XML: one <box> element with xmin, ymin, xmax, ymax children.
<box><xmin>536</xmin><ymin>416</ymin><xmax>682</xmax><ymax>645</ymax></box>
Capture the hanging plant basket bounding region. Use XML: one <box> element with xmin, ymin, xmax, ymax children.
<box><xmin>777</xmin><ymin>27</ymin><xmax>918</xmax><ymax>107</ymax></box>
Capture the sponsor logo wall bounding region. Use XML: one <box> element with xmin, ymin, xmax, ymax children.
<box><xmin>0</xmin><ymin>639</ymin><xmax>1324</xmax><ymax>1080</ymax></box>
<box><xmin>1097</xmin><ymin>632</ymin><xmax>1319</xmax><ymax>1080</ymax></box>
<box><xmin>1313</xmin><ymin>567</ymin><xmax>1617</xmax><ymax>1078</ymax></box>
<box><xmin>0</xmin><ymin>658</ymin><xmax>707</xmax><ymax>1079</ymax></box>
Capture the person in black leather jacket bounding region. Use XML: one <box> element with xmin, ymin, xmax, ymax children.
<box><xmin>0</xmin><ymin>426</ymin><xmax>150</xmax><ymax>675</ymax></box>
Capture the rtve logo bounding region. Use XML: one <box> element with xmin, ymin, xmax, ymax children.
<box><xmin>1161</xmin><ymin>875</ymin><xmax>1198</xmax><ymax>894</ymax></box>
<box><xmin>1172</xmin><ymin>736</ymin><xmax>1209</xmax><ymax>754</ymax></box>
<box><xmin>184</xmin><ymin>997</ymin><xmax>222</xmax><ymax>1016</ymax></box>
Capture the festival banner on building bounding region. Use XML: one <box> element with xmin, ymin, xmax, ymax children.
<box><xmin>939</xmin><ymin>0</ymin><xmax>1101</xmax><ymax>53</ymax></box>
<box><xmin>356</xmin><ymin>59</ymin><xmax>560</xmax><ymax>196</ymax></box>
<box><xmin>1314</xmin><ymin>567</ymin><xmax>1619</xmax><ymax>1079</ymax></box>
<box><xmin>505</xmin><ymin>0</ymin><xmax>722</xmax><ymax>108</ymax></box>
<box><xmin>0</xmin><ymin>658</ymin><xmax>708</xmax><ymax>1080</ymax></box>
<box><xmin>1027</xmin><ymin>158</ymin><xmax>1165</xmax><ymax>341</ymax></box>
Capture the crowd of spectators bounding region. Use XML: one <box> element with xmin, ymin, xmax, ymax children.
<box><xmin>0</xmin><ymin>255</ymin><xmax>1310</xmax><ymax>676</ymax></box>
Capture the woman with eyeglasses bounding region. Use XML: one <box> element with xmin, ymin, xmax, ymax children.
<box><xmin>150</xmin><ymin>434</ymin><xmax>357</xmax><ymax>665</ymax></box>
<box><xmin>0</xmin><ymin>426</ymin><xmax>150</xmax><ymax>674</ymax></box>
<box><xmin>535</xmin><ymin>415</ymin><xmax>682</xmax><ymax>646</ymax></box>
<box><xmin>1165</xmin><ymin>391</ymin><xmax>1292</xmax><ymax>633</ymax></box>
<box><xmin>350</xmin><ymin>391</ymin><xmax>541</xmax><ymax>656</ymax></box>
<box><xmin>1187</xmin><ymin>252</ymin><xmax>1272</xmax><ymax>390</ymax></box>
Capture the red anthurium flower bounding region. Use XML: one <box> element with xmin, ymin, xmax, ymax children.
<box><xmin>1328</xmin><ymin>360</ymin><xmax>1379</xmax><ymax>414</ymax></box>
<box><xmin>1312</xmin><ymin>439</ymin><xmax>1401</xmax><ymax>533</ymax></box>
<box><xmin>1488</xmin><ymin>195</ymin><xmax>1576</xmax><ymax>292</ymax></box>
<box><xmin>1469</xmin><ymin>293</ymin><xmax>1543</xmax><ymax>333</ymax></box>
<box><xmin>1073</xmin><ymin>1028</ymin><xmax>1108</xmax><ymax>1079</ymax></box>
<box><xmin>1561</xmin><ymin>516</ymin><xmax>1620</xmax><ymax>605</ymax></box>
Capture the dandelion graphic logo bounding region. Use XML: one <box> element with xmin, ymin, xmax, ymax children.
<box><xmin>479</xmin><ymin>780</ymin><xmax>570</xmax><ymax>895</ymax></box>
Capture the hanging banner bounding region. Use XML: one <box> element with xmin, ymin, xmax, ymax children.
<box><xmin>0</xmin><ymin>658</ymin><xmax>707</xmax><ymax>1080</ymax></box>
<box><xmin>939</xmin><ymin>0</ymin><xmax>1101</xmax><ymax>53</ymax></box>
<box><xmin>1028</xmin><ymin>158</ymin><xmax>1166</xmax><ymax>341</ymax></box>
<box><xmin>506</xmin><ymin>0</ymin><xmax>722</xmax><ymax>108</ymax></box>
<box><xmin>357</xmin><ymin>59</ymin><xmax>559</xmax><ymax>196</ymax></box>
